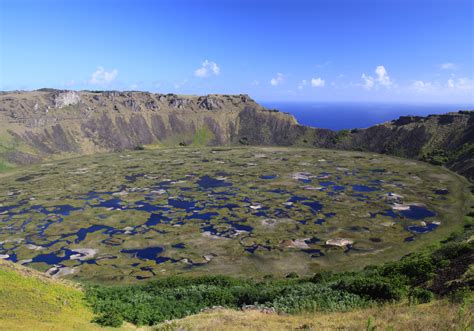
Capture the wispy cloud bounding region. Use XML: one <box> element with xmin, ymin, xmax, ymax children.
<box><xmin>297</xmin><ymin>79</ymin><xmax>307</xmax><ymax>90</ymax></box>
<box><xmin>315</xmin><ymin>61</ymin><xmax>331</xmax><ymax>68</ymax></box>
<box><xmin>361</xmin><ymin>73</ymin><xmax>374</xmax><ymax>89</ymax></box>
<box><xmin>174</xmin><ymin>79</ymin><xmax>188</xmax><ymax>89</ymax></box>
<box><xmin>410</xmin><ymin>80</ymin><xmax>433</xmax><ymax>92</ymax></box>
<box><xmin>63</xmin><ymin>80</ymin><xmax>75</xmax><ymax>87</ymax></box>
<box><xmin>446</xmin><ymin>77</ymin><xmax>473</xmax><ymax>90</ymax></box>
<box><xmin>89</xmin><ymin>66</ymin><xmax>118</xmax><ymax>85</ymax></box>
<box><xmin>439</xmin><ymin>62</ymin><xmax>457</xmax><ymax>70</ymax></box>
<box><xmin>194</xmin><ymin>60</ymin><xmax>220</xmax><ymax>78</ymax></box>
<box><xmin>270</xmin><ymin>73</ymin><xmax>284</xmax><ymax>86</ymax></box>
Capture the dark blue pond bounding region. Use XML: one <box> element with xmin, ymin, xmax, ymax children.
<box><xmin>400</xmin><ymin>205</ymin><xmax>436</xmax><ymax>220</ymax></box>
<box><xmin>146</xmin><ymin>213</ymin><xmax>171</xmax><ymax>226</ymax></box>
<box><xmin>352</xmin><ymin>185</ymin><xmax>379</xmax><ymax>192</ymax></box>
<box><xmin>227</xmin><ymin>221</ymin><xmax>253</xmax><ymax>232</ymax></box>
<box><xmin>315</xmin><ymin>218</ymin><xmax>326</xmax><ymax>225</ymax></box>
<box><xmin>31</xmin><ymin>248</ymin><xmax>76</xmax><ymax>265</ymax></box>
<box><xmin>408</xmin><ymin>222</ymin><xmax>439</xmax><ymax>234</ymax></box>
<box><xmin>168</xmin><ymin>198</ymin><xmax>196</xmax><ymax>211</ymax></box>
<box><xmin>70</xmin><ymin>224</ymin><xmax>116</xmax><ymax>243</ymax></box>
<box><xmin>186</xmin><ymin>212</ymin><xmax>218</xmax><ymax>221</ymax></box>
<box><xmin>320</xmin><ymin>181</ymin><xmax>335</xmax><ymax>187</ymax></box>
<box><xmin>197</xmin><ymin>176</ymin><xmax>232</xmax><ymax>189</ymax></box>
<box><xmin>260</xmin><ymin>175</ymin><xmax>277</xmax><ymax>180</ymax></box>
<box><xmin>121</xmin><ymin>246</ymin><xmax>165</xmax><ymax>262</ymax></box>
<box><xmin>94</xmin><ymin>198</ymin><xmax>123</xmax><ymax>209</ymax></box>
<box><xmin>302</xmin><ymin>201</ymin><xmax>323</xmax><ymax>213</ymax></box>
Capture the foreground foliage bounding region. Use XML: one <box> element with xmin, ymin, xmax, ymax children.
<box><xmin>86</xmin><ymin>218</ymin><xmax>473</xmax><ymax>327</ymax></box>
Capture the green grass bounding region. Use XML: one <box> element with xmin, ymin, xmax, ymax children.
<box><xmin>0</xmin><ymin>161</ymin><xmax>10</xmax><ymax>173</ymax></box>
<box><xmin>192</xmin><ymin>127</ymin><xmax>215</xmax><ymax>146</ymax></box>
<box><xmin>0</xmin><ymin>260</ymin><xmax>99</xmax><ymax>331</ymax></box>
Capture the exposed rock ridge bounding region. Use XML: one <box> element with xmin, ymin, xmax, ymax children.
<box><xmin>0</xmin><ymin>89</ymin><xmax>472</xmax><ymax>181</ymax></box>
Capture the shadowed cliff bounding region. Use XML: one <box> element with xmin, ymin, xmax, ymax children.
<box><xmin>0</xmin><ymin>89</ymin><xmax>472</xmax><ymax>180</ymax></box>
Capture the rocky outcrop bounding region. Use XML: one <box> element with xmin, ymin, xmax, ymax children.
<box><xmin>0</xmin><ymin>89</ymin><xmax>472</xmax><ymax>181</ymax></box>
<box><xmin>338</xmin><ymin>111</ymin><xmax>474</xmax><ymax>181</ymax></box>
<box><xmin>0</xmin><ymin>90</ymin><xmax>265</xmax><ymax>160</ymax></box>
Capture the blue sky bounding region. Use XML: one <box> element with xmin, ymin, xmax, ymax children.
<box><xmin>1</xmin><ymin>0</ymin><xmax>473</xmax><ymax>103</ymax></box>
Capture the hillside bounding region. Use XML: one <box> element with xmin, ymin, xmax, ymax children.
<box><xmin>0</xmin><ymin>259</ymin><xmax>99</xmax><ymax>331</ymax></box>
<box><xmin>0</xmin><ymin>90</ymin><xmax>472</xmax><ymax>180</ymax></box>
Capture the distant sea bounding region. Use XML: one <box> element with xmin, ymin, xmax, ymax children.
<box><xmin>260</xmin><ymin>102</ymin><xmax>473</xmax><ymax>131</ymax></box>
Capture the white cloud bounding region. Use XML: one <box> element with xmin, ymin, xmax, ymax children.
<box><xmin>447</xmin><ymin>77</ymin><xmax>473</xmax><ymax>90</ymax></box>
<box><xmin>311</xmin><ymin>77</ymin><xmax>325</xmax><ymax>87</ymax></box>
<box><xmin>375</xmin><ymin>66</ymin><xmax>392</xmax><ymax>87</ymax></box>
<box><xmin>361</xmin><ymin>73</ymin><xmax>374</xmax><ymax>89</ymax></box>
<box><xmin>410</xmin><ymin>80</ymin><xmax>433</xmax><ymax>92</ymax></box>
<box><xmin>194</xmin><ymin>60</ymin><xmax>220</xmax><ymax>78</ymax></box>
<box><xmin>270</xmin><ymin>73</ymin><xmax>284</xmax><ymax>86</ymax></box>
<box><xmin>251</xmin><ymin>80</ymin><xmax>260</xmax><ymax>86</ymax></box>
<box><xmin>129</xmin><ymin>84</ymin><xmax>139</xmax><ymax>90</ymax></box>
<box><xmin>439</xmin><ymin>62</ymin><xmax>457</xmax><ymax>70</ymax></box>
<box><xmin>89</xmin><ymin>66</ymin><xmax>118</xmax><ymax>85</ymax></box>
<box><xmin>361</xmin><ymin>65</ymin><xmax>392</xmax><ymax>89</ymax></box>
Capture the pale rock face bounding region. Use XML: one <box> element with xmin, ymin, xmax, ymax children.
<box><xmin>54</xmin><ymin>91</ymin><xmax>81</xmax><ymax>108</ymax></box>
<box><xmin>70</xmin><ymin>248</ymin><xmax>97</xmax><ymax>261</ymax></box>
<box><xmin>326</xmin><ymin>238</ymin><xmax>354</xmax><ymax>247</ymax></box>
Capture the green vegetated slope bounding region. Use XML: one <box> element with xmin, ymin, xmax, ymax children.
<box><xmin>83</xmin><ymin>211</ymin><xmax>474</xmax><ymax>328</ymax></box>
<box><xmin>0</xmin><ymin>213</ymin><xmax>472</xmax><ymax>330</ymax></box>
<box><xmin>0</xmin><ymin>259</ymin><xmax>99</xmax><ymax>331</ymax></box>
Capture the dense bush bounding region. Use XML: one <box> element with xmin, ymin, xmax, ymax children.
<box><xmin>271</xmin><ymin>283</ymin><xmax>368</xmax><ymax>313</ymax></box>
<box><xmin>86</xmin><ymin>277</ymin><xmax>369</xmax><ymax>326</ymax></box>
<box><xmin>331</xmin><ymin>274</ymin><xmax>406</xmax><ymax>301</ymax></box>
<box><xmin>409</xmin><ymin>288</ymin><xmax>434</xmax><ymax>304</ymax></box>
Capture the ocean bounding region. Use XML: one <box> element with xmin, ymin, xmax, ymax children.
<box><xmin>260</xmin><ymin>102</ymin><xmax>473</xmax><ymax>131</ymax></box>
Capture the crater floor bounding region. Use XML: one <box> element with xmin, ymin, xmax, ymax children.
<box><xmin>0</xmin><ymin>147</ymin><xmax>469</xmax><ymax>283</ymax></box>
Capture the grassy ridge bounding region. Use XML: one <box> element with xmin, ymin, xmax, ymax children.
<box><xmin>155</xmin><ymin>301</ymin><xmax>471</xmax><ymax>331</ymax></box>
<box><xmin>0</xmin><ymin>260</ymin><xmax>99</xmax><ymax>331</ymax></box>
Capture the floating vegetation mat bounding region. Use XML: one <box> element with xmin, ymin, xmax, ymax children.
<box><xmin>0</xmin><ymin>147</ymin><xmax>469</xmax><ymax>283</ymax></box>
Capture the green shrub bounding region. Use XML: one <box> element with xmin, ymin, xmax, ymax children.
<box><xmin>448</xmin><ymin>287</ymin><xmax>471</xmax><ymax>304</ymax></box>
<box><xmin>331</xmin><ymin>274</ymin><xmax>406</xmax><ymax>302</ymax></box>
<box><xmin>92</xmin><ymin>311</ymin><xmax>123</xmax><ymax>327</ymax></box>
<box><xmin>270</xmin><ymin>283</ymin><xmax>368</xmax><ymax>313</ymax></box>
<box><xmin>409</xmin><ymin>288</ymin><xmax>434</xmax><ymax>304</ymax></box>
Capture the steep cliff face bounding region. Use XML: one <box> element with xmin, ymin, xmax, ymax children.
<box><xmin>0</xmin><ymin>90</ymin><xmax>264</xmax><ymax>164</ymax></box>
<box><xmin>337</xmin><ymin>111</ymin><xmax>474</xmax><ymax>181</ymax></box>
<box><xmin>0</xmin><ymin>90</ymin><xmax>472</xmax><ymax>181</ymax></box>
